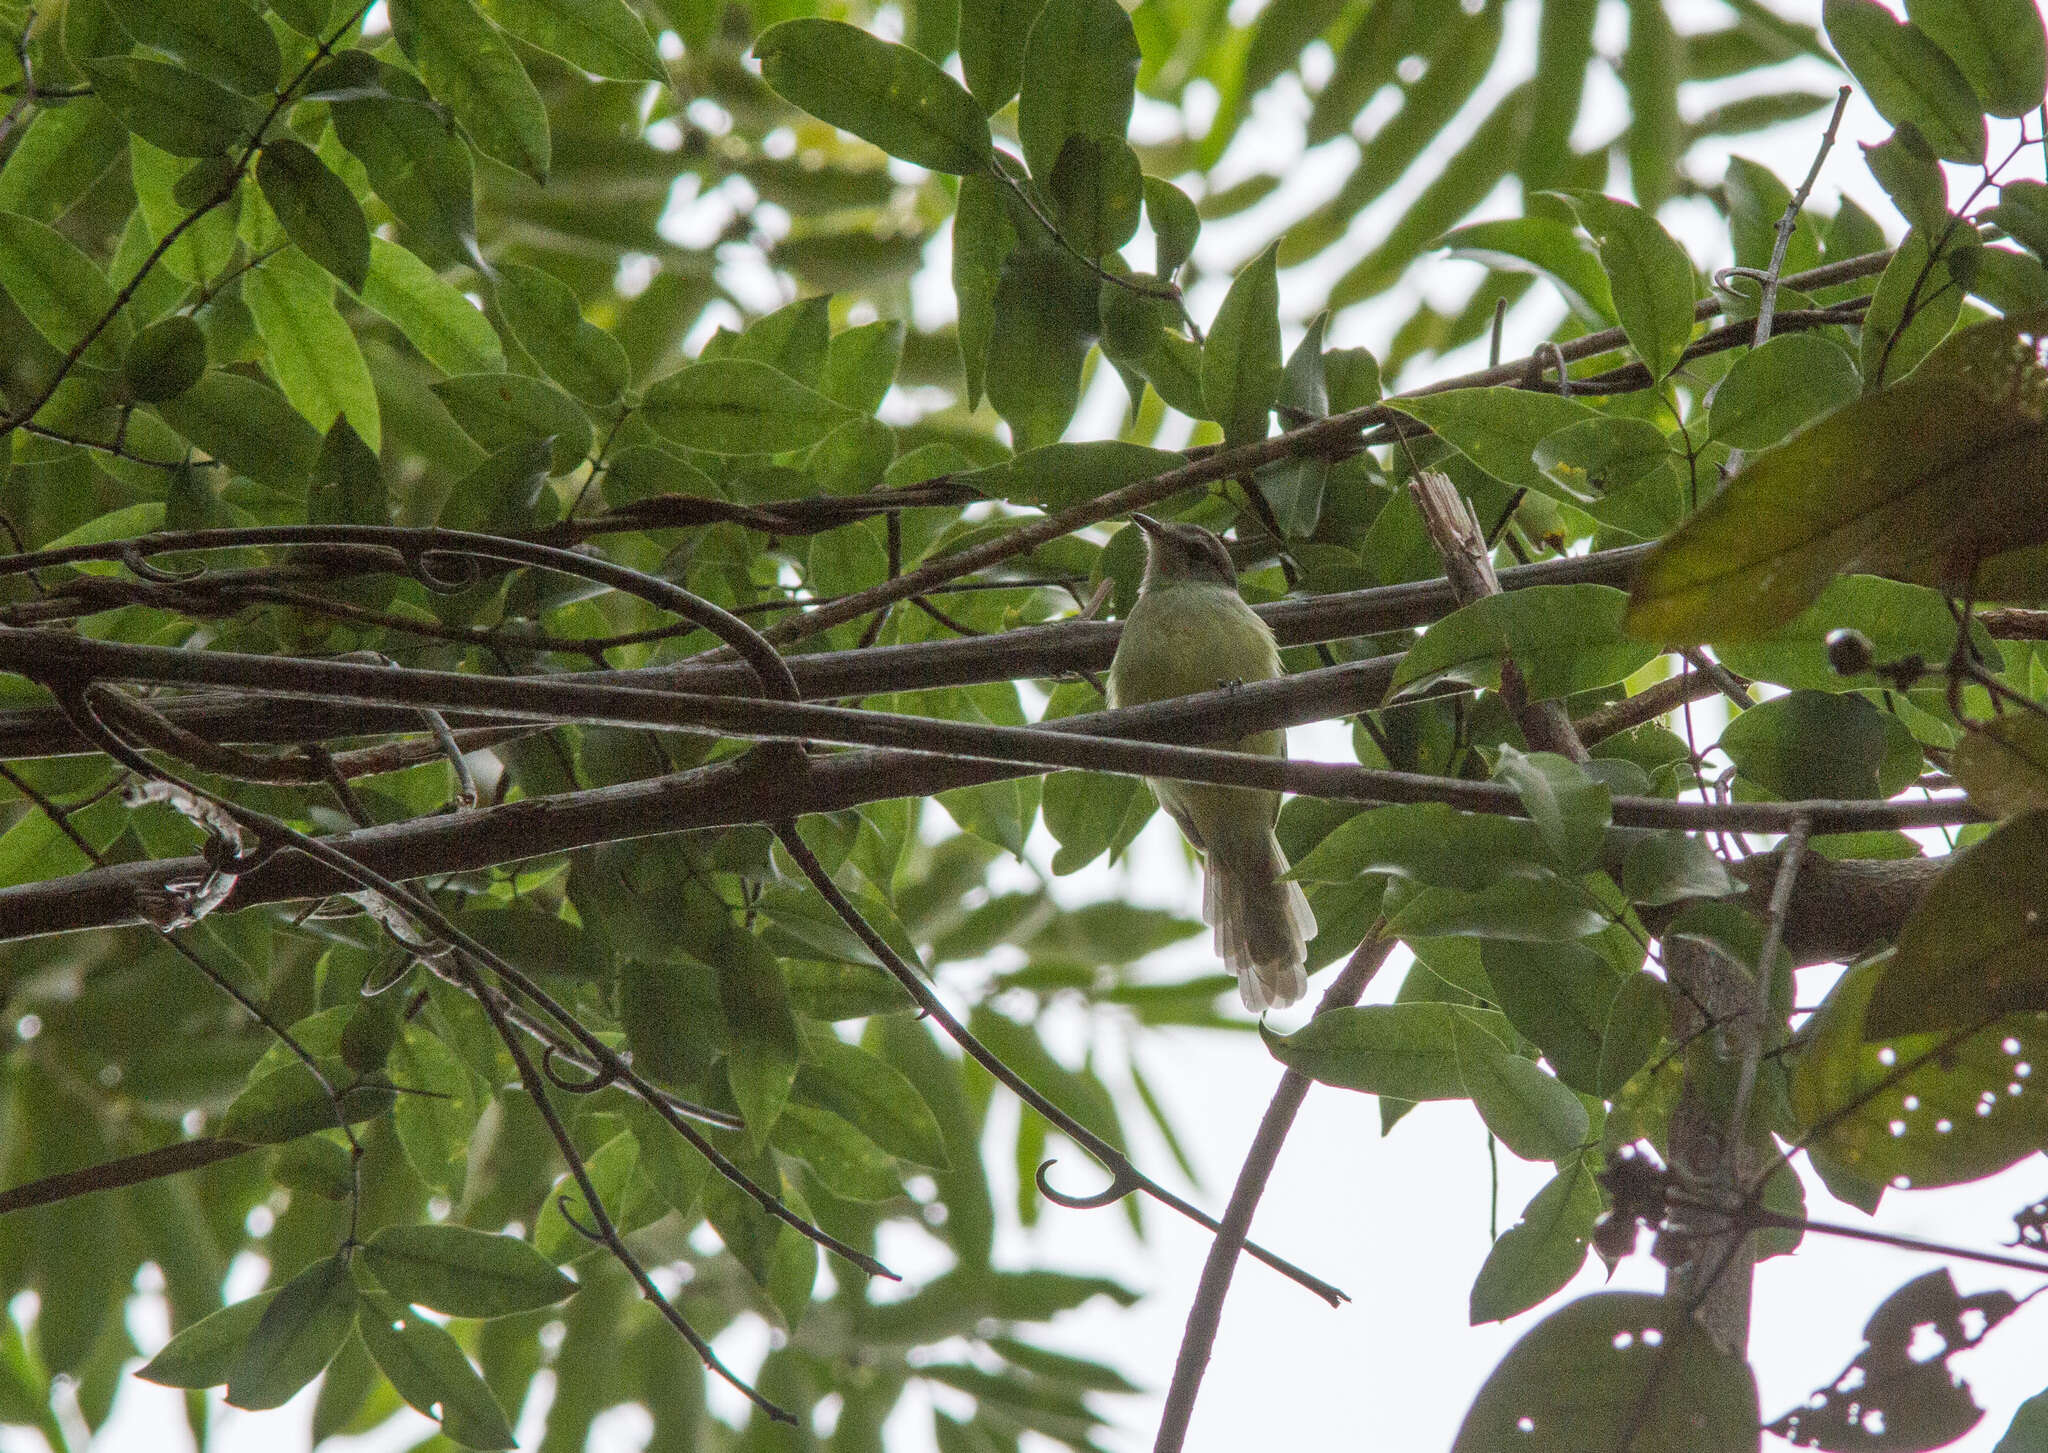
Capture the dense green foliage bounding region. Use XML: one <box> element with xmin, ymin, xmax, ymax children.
<box><xmin>0</xmin><ymin>0</ymin><xmax>2047</xmax><ymax>1449</ymax></box>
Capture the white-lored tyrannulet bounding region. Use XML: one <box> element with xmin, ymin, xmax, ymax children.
<box><xmin>1107</xmin><ymin>514</ymin><xmax>1317</xmax><ymax>1011</ymax></box>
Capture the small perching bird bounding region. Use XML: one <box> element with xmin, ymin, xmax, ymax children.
<box><xmin>1106</xmin><ymin>513</ymin><xmax>1317</xmax><ymax>1011</ymax></box>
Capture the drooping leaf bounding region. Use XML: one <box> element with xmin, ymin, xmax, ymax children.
<box><xmin>493</xmin><ymin>261</ymin><xmax>628</xmax><ymax>406</ymax></box>
<box><xmin>1453</xmin><ymin>1292</ymin><xmax>1761</xmax><ymax>1452</ymax></box>
<box><xmin>1555</xmin><ymin>191</ymin><xmax>1698</xmax><ymax>381</ymax></box>
<box><xmin>754</xmin><ymin>18</ymin><xmax>992</xmax><ymax>175</ymax></box>
<box><xmin>359</xmin><ymin>1224</ymin><xmax>576</xmax><ymax>1318</ymax></box>
<box><xmin>0</xmin><ymin>211</ymin><xmax>130</xmax><ymax>366</ymax></box>
<box><xmin>1437</xmin><ymin>217</ymin><xmax>1615</xmax><ymax>325</ymax></box>
<box><xmin>958</xmin><ymin>0</ymin><xmax>1044</xmax><ymax>113</ymax></box>
<box><xmin>1822</xmin><ymin>0</ymin><xmax>1986</xmax><ymax>163</ymax></box>
<box><xmin>390</xmin><ymin>0</ymin><xmax>552</xmax><ymax>182</ymax></box>
<box><xmin>1907</xmin><ymin>0</ymin><xmax>2047</xmax><ymax>118</ymax></box>
<box><xmin>121</xmin><ymin>314</ymin><xmax>206</xmax><ymax>402</ymax></box>
<box><xmin>357</xmin><ymin>1290</ymin><xmax>516</xmax><ymax>1449</ymax></box>
<box><xmin>1491</xmin><ymin>746</ymin><xmax>1611</xmax><ymax>872</ymax></box>
<box><xmin>1016</xmin><ymin>0</ymin><xmax>1139</xmax><ymax>184</ymax></box>
<box><xmin>244</xmin><ymin>250</ymin><xmax>382</xmax><ymax>449</ymax></box>
<box><xmin>323</xmin><ymin>55</ymin><xmax>478</xmax><ymax>268</ymax></box>
<box><xmin>84</xmin><ymin>55</ymin><xmax>263</xmax><ymax>157</ymax></box>
<box><xmin>1860</xmin><ymin>222</ymin><xmax>1975</xmax><ymax>389</ymax></box>
<box><xmin>353</xmin><ymin>238</ymin><xmax>504</xmax><ymax>377</ymax></box>
<box><xmin>103</xmin><ymin>0</ymin><xmax>281</xmax><ymax>94</ymax></box>
<box><xmin>1469</xmin><ymin>1155</ymin><xmax>1601</xmax><ymax>1324</ymax></box>
<box><xmin>138</xmin><ymin>1293</ymin><xmax>279</xmax><ymax>1389</ymax></box>
<box><xmin>152</xmin><ymin>370</ymin><xmax>325</xmax><ymax>489</ymax></box>
<box><xmin>256</xmin><ymin>139</ymin><xmax>371</xmax><ymax>294</ymax></box>
<box><xmin>433</xmin><ymin>371</ymin><xmax>593</xmax><ymax>473</ymax></box>
<box><xmin>1201</xmin><ymin>241</ymin><xmax>1281</xmax><ymax>448</ymax></box>
<box><xmin>1626</xmin><ymin>312</ymin><xmax>2048</xmax><ymax>643</ymax></box>
<box><xmin>224</xmin><ymin>1256</ymin><xmax>358</xmax><ymax>1411</ymax></box>
<box><xmin>476</xmin><ymin>0</ymin><xmax>666</xmax><ymax>82</ymax></box>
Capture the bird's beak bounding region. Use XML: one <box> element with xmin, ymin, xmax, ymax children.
<box><xmin>1130</xmin><ymin>512</ymin><xmax>1164</xmax><ymax>538</ymax></box>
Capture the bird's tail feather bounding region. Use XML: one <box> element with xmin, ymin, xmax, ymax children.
<box><xmin>1205</xmin><ymin>830</ymin><xmax>1318</xmax><ymax>1012</ymax></box>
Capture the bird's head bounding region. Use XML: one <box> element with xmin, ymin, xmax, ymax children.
<box><xmin>1131</xmin><ymin>513</ymin><xmax>1238</xmax><ymax>591</ymax></box>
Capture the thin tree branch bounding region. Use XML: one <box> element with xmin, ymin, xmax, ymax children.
<box><xmin>1153</xmin><ymin>932</ymin><xmax>1393</xmax><ymax>1453</ymax></box>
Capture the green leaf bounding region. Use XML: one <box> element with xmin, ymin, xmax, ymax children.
<box><xmin>820</xmin><ymin>319</ymin><xmax>904</xmax><ymax>414</ymax></box>
<box><xmin>1492</xmin><ymin>746</ymin><xmax>1611</xmax><ymax>872</ymax></box>
<box><xmin>1709</xmin><ymin>333</ymin><xmax>1860</xmax><ymax>449</ymax></box>
<box><xmin>1437</xmin><ymin>217</ymin><xmax>1615</xmax><ymax>325</ymax></box>
<box><xmin>1386</xmin><ymin>388</ymin><xmax>1606</xmax><ymax>500</ymax></box>
<box><xmin>717</xmin><ymin>933</ymin><xmax>801</xmax><ymax>1148</ymax></box>
<box><xmin>1625</xmin><ymin>312</ymin><xmax>2048</xmax><ymax>643</ymax></box>
<box><xmin>356</xmin><ymin>1291</ymin><xmax>516</xmax><ymax>1449</ymax></box>
<box><xmin>985</xmin><ymin>249</ymin><xmax>1095</xmax><ymax>450</ymax></box>
<box><xmin>1017</xmin><ymin>0</ymin><xmax>1139</xmax><ymax>184</ymax></box>
<box><xmin>476</xmin><ymin>0</ymin><xmax>665</xmax><ymax>82</ymax></box>
<box><xmin>1555</xmin><ymin>191</ymin><xmax>1698</xmax><ymax>381</ymax></box>
<box><xmin>951</xmin><ymin>172</ymin><xmax>1015</xmax><ymax>411</ymax></box>
<box><xmin>1621</xmin><ymin>832</ymin><xmax>1737</xmax><ymax>907</ymax></box>
<box><xmin>1531</xmin><ymin>416</ymin><xmax>1672</xmax><ymax>506</ymax></box>
<box><xmin>0</xmin><ymin>99</ymin><xmax>130</xmax><ymax>224</ymax></box>
<box><xmin>1201</xmin><ymin>241</ymin><xmax>1281</xmax><ymax>447</ymax></box>
<box><xmin>1460</xmin><ymin>1036</ymin><xmax>1589</xmax><ymax>1162</ymax></box>
<box><xmin>122</xmin><ymin>314</ymin><xmax>206</xmax><ymax>403</ymax></box>
<box><xmin>1798</xmin><ymin>954</ymin><xmax>2048</xmax><ymax>1189</ymax></box>
<box><xmin>958</xmin><ymin>0</ymin><xmax>1043</xmax><ymax>113</ymax></box>
<box><xmin>493</xmin><ymin>262</ymin><xmax>628</xmax><ymax>406</ymax></box>
<box><xmin>1046</xmin><ymin>137</ymin><xmax>1143</xmax><ymax>258</ymax></box>
<box><xmin>138</xmin><ymin>1292</ymin><xmax>278</xmax><ymax>1389</ymax></box>
<box><xmin>1861</xmin><ymin>122</ymin><xmax>1949</xmax><ymax>235</ymax></box>
<box><xmin>793</xmin><ymin>1035</ymin><xmax>950</xmax><ymax>1169</ymax></box>
<box><xmin>775</xmin><ymin>1101</ymin><xmax>906</xmax><ymax>1202</ymax></box>
<box><xmin>0</xmin><ymin>210</ymin><xmax>129</xmax><ymax>367</ymax></box>
<box><xmin>533</xmin><ymin>1131</ymin><xmax>651</xmax><ymax>1262</ymax></box>
<box><xmin>1469</xmin><ymin>1155</ymin><xmax>1600</xmax><ymax>1323</ymax></box>
<box><xmin>359</xmin><ymin>1224</ymin><xmax>575</xmax><ymax>1318</ymax></box>
<box><xmin>1955</xmin><ymin>713</ymin><xmax>2048</xmax><ymax>817</ymax></box>
<box><xmin>754</xmin><ymin>19</ymin><xmax>991</xmax><ymax>175</ymax></box>
<box><xmin>1289</xmin><ymin>801</ymin><xmax>1551</xmax><ymax>892</ymax></box>
<box><xmin>324</xmin><ymin>55</ymin><xmax>478</xmax><ymax>268</ymax></box>
<box><xmin>641</xmin><ymin>358</ymin><xmax>854</xmax><ymax>455</ymax></box>
<box><xmin>1482</xmin><ymin>938</ymin><xmax>1667</xmax><ymax>1096</ymax></box>
<box><xmin>1453</xmin><ymin>1292</ymin><xmax>1761</xmax><ymax>1452</ymax></box>
<box><xmin>1144</xmin><ymin>177</ymin><xmax>1199</xmax><ymax>279</ymax></box>
<box><xmin>272</xmin><ymin>0</ymin><xmax>333</xmax><ymax>34</ymax></box>
<box><xmin>225</xmin><ymin>1256</ymin><xmax>358</xmax><ymax>1411</ymax></box>
<box><xmin>1823</xmin><ymin>0</ymin><xmax>1986</xmax><ymax>162</ymax></box>
<box><xmin>959</xmin><ymin>441</ymin><xmax>1179</xmax><ymax>511</ymax></box>
<box><xmin>217</xmin><ymin>1059</ymin><xmax>395</xmax><ymax>1143</ymax></box>
<box><xmin>1860</xmin><ymin>223</ymin><xmax>1973</xmax><ymax>389</ymax></box>
<box><xmin>1718</xmin><ymin>689</ymin><xmax>1908</xmax><ymax>800</ymax></box>
<box><xmin>1715</xmin><ymin>575</ymin><xmax>1994</xmax><ymax>692</ymax></box>
<box><xmin>256</xmin><ymin>140</ymin><xmax>370</xmax><ymax>294</ymax></box>
<box><xmin>152</xmin><ymin>371</ymin><xmax>324</xmax><ymax>489</ymax></box>
<box><xmin>433</xmin><ymin>372</ymin><xmax>592</xmax><ymax>473</ymax></box>
<box><xmin>103</xmin><ymin>0</ymin><xmax>281</xmax><ymax>94</ymax></box>
<box><xmin>1387</xmin><ymin>879</ymin><xmax>1609</xmax><ymax>942</ymax></box>
<box><xmin>1722</xmin><ymin>156</ymin><xmax>1823</xmax><ymax>279</ymax></box>
<box><xmin>391</xmin><ymin>0</ymin><xmax>552</xmax><ymax>182</ymax></box>
<box><xmin>354</xmin><ymin>238</ymin><xmax>504</xmax><ymax>377</ymax></box>
<box><xmin>1261</xmin><ymin>1002</ymin><xmax>1514</xmax><ymax>1101</ymax></box>
<box><xmin>310</xmin><ymin>417</ymin><xmax>387</xmax><ymax>527</ymax></box>
<box><xmin>245</xmin><ymin>251</ymin><xmax>382</xmax><ymax>450</ymax></box>
<box><xmin>1869</xmin><ymin>812</ymin><xmax>2048</xmax><ymax>1032</ymax></box>
<box><xmin>1390</xmin><ymin>585</ymin><xmax>1659</xmax><ymax>702</ymax></box>
<box><xmin>1990</xmin><ymin>180</ymin><xmax>2048</xmax><ymax>263</ymax></box>
<box><xmin>85</xmin><ymin>55</ymin><xmax>262</xmax><ymax>156</ymax></box>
